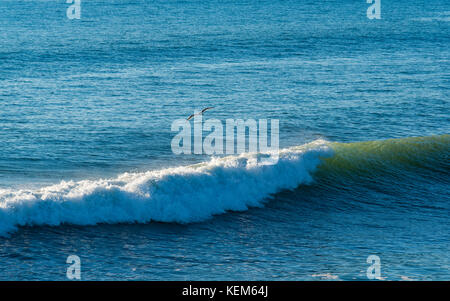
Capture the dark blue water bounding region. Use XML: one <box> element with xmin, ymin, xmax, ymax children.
<box><xmin>0</xmin><ymin>0</ymin><xmax>449</xmax><ymax>280</ymax></box>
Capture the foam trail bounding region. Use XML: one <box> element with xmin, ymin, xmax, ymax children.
<box><xmin>0</xmin><ymin>140</ymin><xmax>332</xmax><ymax>236</ymax></box>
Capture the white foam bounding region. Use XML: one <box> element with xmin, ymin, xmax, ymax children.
<box><xmin>0</xmin><ymin>140</ymin><xmax>332</xmax><ymax>236</ymax></box>
<box><xmin>311</xmin><ymin>273</ymin><xmax>340</xmax><ymax>280</ymax></box>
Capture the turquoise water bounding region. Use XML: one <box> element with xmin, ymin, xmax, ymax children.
<box><xmin>0</xmin><ymin>0</ymin><xmax>449</xmax><ymax>280</ymax></box>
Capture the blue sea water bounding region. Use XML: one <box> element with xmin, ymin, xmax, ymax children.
<box><xmin>0</xmin><ymin>0</ymin><xmax>449</xmax><ymax>280</ymax></box>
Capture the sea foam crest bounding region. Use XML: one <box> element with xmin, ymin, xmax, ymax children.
<box><xmin>0</xmin><ymin>140</ymin><xmax>332</xmax><ymax>236</ymax></box>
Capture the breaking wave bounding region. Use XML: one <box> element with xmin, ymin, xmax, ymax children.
<box><xmin>1</xmin><ymin>134</ymin><xmax>448</xmax><ymax>236</ymax></box>
<box><xmin>0</xmin><ymin>140</ymin><xmax>332</xmax><ymax>236</ymax></box>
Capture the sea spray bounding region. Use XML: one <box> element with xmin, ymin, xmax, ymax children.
<box><xmin>0</xmin><ymin>140</ymin><xmax>333</xmax><ymax>236</ymax></box>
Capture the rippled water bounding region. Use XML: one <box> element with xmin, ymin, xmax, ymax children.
<box><xmin>0</xmin><ymin>0</ymin><xmax>449</xmax><ymax>280</ymax></box>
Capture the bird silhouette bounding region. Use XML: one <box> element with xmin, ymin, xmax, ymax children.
<box><xmin>187</xmin><ymin>107</ymin><xmax>214</xmax><ymax>120</ymax></box>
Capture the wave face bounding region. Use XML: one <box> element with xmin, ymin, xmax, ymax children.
<box><xmin>0</xmin><ymin>140</ymin><xmax>332</xmax><ymax>236</ymax></box>
<box><xmin>321</xmin><ymin>135</ymin><xmax>450</xmax><ymax>179</ymax></box>
<box><xmin>0</xmin><ymin>135</ymin><xmax>448</xmax><ymax>236</ymax></box>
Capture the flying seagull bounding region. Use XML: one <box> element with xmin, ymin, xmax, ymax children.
<box><xmin>187</xmin><ymin>107</ymin><xmax>214</xmax><ymax>120</ymax></box>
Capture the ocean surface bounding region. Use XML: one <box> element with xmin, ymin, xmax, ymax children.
<box><xmin>0</xmin><ymin>0</ymin><xmax>449</xmax><ymax>280</ymax></box>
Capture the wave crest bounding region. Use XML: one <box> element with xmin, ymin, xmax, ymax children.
<box><xmin>0</xmin><ymin>139</ymin><xmax>332</xmax><ymax>236</ymax></box>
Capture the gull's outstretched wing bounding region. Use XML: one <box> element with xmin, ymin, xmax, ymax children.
<box><xmin>187</xmin><ymin>107</ymin><xmax>214</xmax><ymax>120</ymax></box>
<box><xmin>201</xmin><ymin>107</ymin><xmax>214</xmax><ymax>113</ymax></box>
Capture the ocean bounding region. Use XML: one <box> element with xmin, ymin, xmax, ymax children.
<box><xmin>0</xmin><ymin>0</ymin><xmax>449</xmax><ymax>280</ymax></box>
